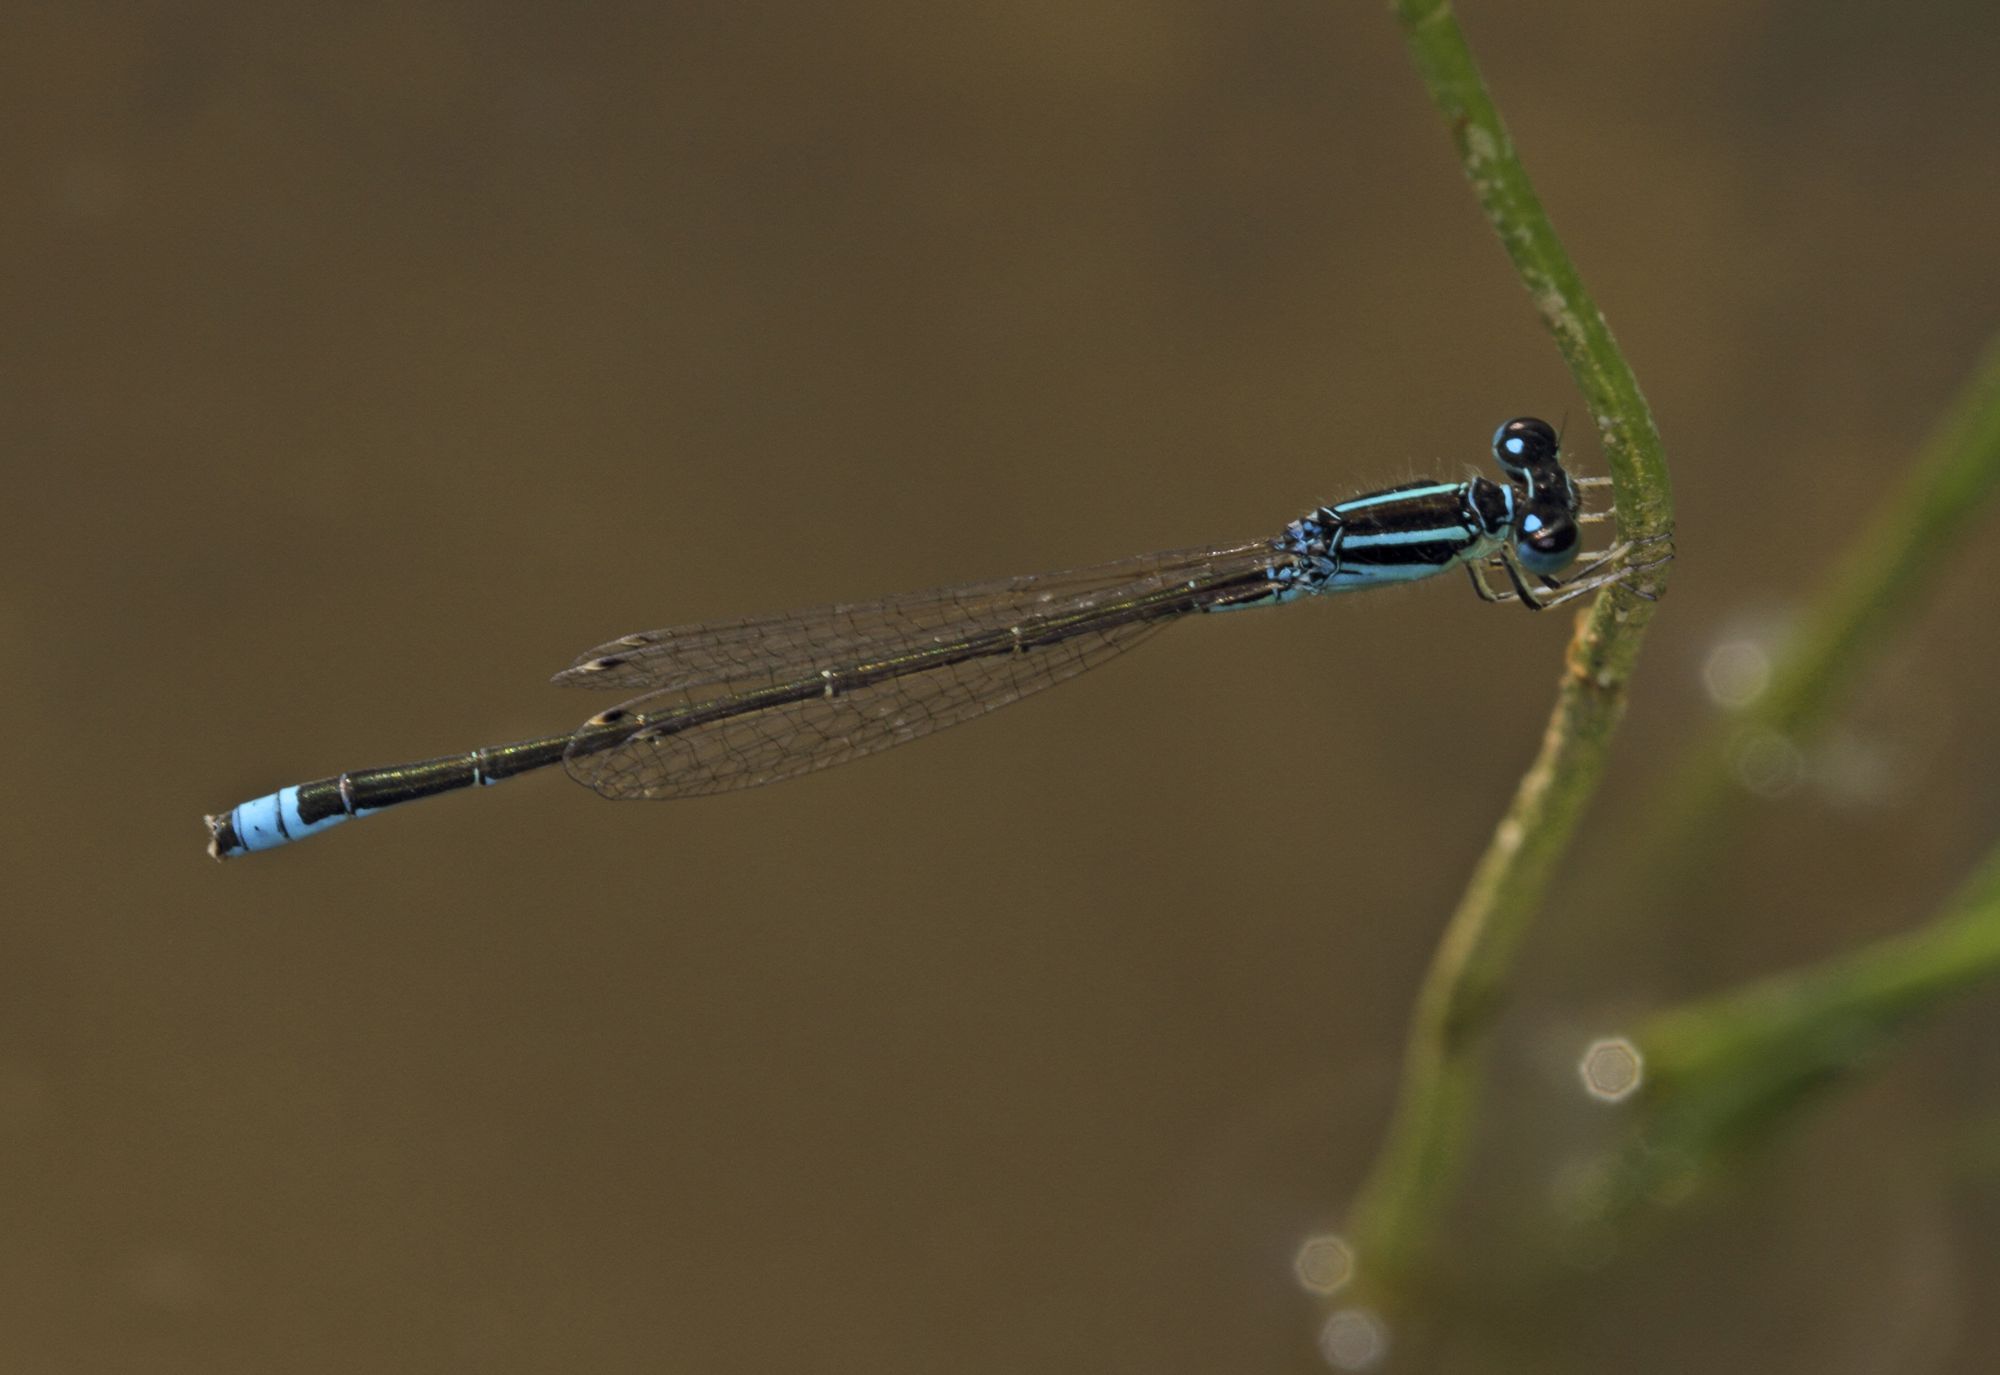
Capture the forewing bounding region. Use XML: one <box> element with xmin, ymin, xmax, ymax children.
<box><xmin>565</xmin><ymin>617</ymin><xmax>1167</xmax><ymax>799</ymax></box>
<box><xmin>552</xmin><ymin>541</ymin><xmax>1274</xmax><ymax>694</ymax></box>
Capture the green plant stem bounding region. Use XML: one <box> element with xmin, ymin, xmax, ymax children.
<box><xmin>1643</xmin><ymin>329</ymin><xmax>2000</xmax><ymax>874</ymax></box>
<box><xmin>1342</xmin><ymin>1</ymin><xmax>1674</xmax><ymax>1303</ymax></box>
<box><xmin>1596</xmin><ymin>843</ymin><xmax>2000</xmax><ymax>1214</ymax></box>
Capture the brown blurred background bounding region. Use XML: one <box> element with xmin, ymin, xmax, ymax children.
<box><xmin>5</xmin><ymin>2</ymin><xmax>1998</xmax><ymax>1371</ymax></box>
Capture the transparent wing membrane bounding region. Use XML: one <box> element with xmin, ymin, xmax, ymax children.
<box><xmin>566</xmin><ymin>618</ymin><xmax>1169</xmax><ymax>799</ymax></box>
<box><xmin>558</xmin><ymin>542</ymin><xmax>1289</xmax><ymax>800</ymax></box>
<box><xmin>553</xmin><ymin>542</ymin><xmax>1278</xmax><ymax>694</ymax></box>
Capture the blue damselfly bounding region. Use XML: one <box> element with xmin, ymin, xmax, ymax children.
<box><xmin>205</xmin><ymin>418</ymin><xmax>1667</xmax><ymax>859</ymax></box>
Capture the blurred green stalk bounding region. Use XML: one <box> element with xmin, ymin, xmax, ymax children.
<box><xmin>1342</xmin><ymin>0</ymin><xmax>1674</xmax><ymax>1302</ymax></box>
<box><xmin>1643</xmin><ymin>328</ymin><xmax>2000</xmax><ymax>878</ymax></box>
<box><xmin>1597</xmin><ymin>843</ymin><xmax>2000</xmax><ymax>1213</ymax></box>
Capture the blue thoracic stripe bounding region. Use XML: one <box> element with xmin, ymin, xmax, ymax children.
<box><xmin>1340</xmin><ymin>537</ymin><xmax>1478</xmax><ymax>564</ymax></box>
<box><xmin>1339</xmin><ymin>525</ymin><xmax>1474</xmax><ymax>547</ymax></box>
<box><xmin>1331</xmin><ymin>562</ymin><xmax>1446</xmax><ymax>583</ymax></box>
<box><xmin>1331</xmin><ymin>482</ymin><xmax>1462</xmax><ymax>513</ymax></box>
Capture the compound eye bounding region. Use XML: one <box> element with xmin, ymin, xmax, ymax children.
<box><xmin>1493</xmin><ymin>416</ymin><xmax>1560</xmax><ymax>475</ymax></box>
<box><xmin>1516</xmin><ymin>507</ymin><xmax>1580</xmax><ymax>576</ymax></box>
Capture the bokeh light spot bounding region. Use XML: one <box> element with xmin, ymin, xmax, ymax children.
<box><xmin>1733</xmin><ymin>728</ymin><xmax>1804</xmax><ymax>798</ymax></box>
<box><xmin>1702</xmin><ymin>638</ymin><xmax>1772</xmax><ymax>709</ymax></box>
<box><xmin>1814</xmin><ymin>727</ymin><xmax>1902</xmax><ymax>807</ymax></box>
<box><xmin>1578</xmin><ymin>1037</ymin><xmax>1644</xmax><ymax>1102</ymax></box>
<box><xmin>1318</xmin><ymin>1308</ymin><xmax>1388</xmax><ymax>1370</ymax></box>
<box><xmin>1293</xmin><ymin>1233</ymin><xmax>1355</xmax><ymax>1296</ymax></box>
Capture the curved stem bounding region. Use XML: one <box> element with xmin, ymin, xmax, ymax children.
<box><xmin>1342</xmin><ymin>0</ymin><xmax>1674</xmax><ymax>1304</ymax></box>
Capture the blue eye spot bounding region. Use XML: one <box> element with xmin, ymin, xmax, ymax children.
<box><xmin>1522</xmin><ymin>513</ymin><xmax>1543</xmax><ymax>533</ymax></box>
<box><xmin>1493</xmin><ymin>416</ymin><xmax>1560</xmax><ymax>473</ymax></box>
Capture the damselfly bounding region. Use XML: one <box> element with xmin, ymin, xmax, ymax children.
<box><xmin>205</xmin><ymin>418</ymin><xmax>1667</xmax><ymax>859</ymax></box>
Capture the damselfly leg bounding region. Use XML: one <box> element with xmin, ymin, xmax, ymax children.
<box><xmin>1468</xmin><ymin>529</ymin><xmax>1674</xmax><ymax>610</ymax></box>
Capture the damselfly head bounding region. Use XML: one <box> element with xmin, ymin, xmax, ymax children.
<box><xmin>1493</xmin><ymin>415</ymin><xmax>1586</xmax><ymax>528</ymax></box>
